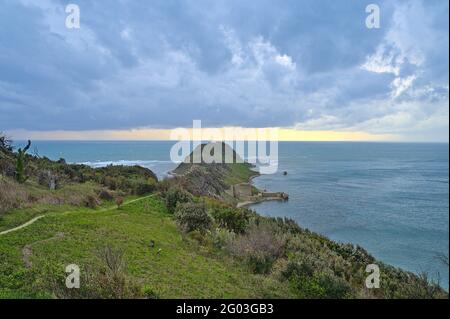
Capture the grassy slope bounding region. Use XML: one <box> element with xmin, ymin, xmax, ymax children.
<box><xmin>0</xmin><ymin>196</ymin><xmax>292</xmax><ymax>299</ymax></box>
<box><xmin>0</xmin><ymin>182</ymin><xmax>104</xmax><ymax>233</ymax></box>
<box><xmin>223</xmin><ymin>163</ymin><xmax>259</xmax><ymax>186</ymax></box>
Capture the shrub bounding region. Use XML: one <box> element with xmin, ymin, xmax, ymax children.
<box><xmin>103</xmin><ymin>176</ymin><xmax>118</xmax><ymax>190</ymax></box>
<box><xmin>316</xmin><ymin>273</ymin><xmax>352</xmax><ymax>299</ymax></box>
<box><xmin>281</xmin><ymin>259</ymin><xmax>352</xmax><ymax>299</ymax></box>
<box><xmin>397</xmin><ymin>272</ymin><xmax>447</xmax><ymax>299</ymax></box>
<box><xmin>85</xmin><ymin>195</ymin><xmax>100</xmax><ymax>209</ymax></box>
<box><xmin>50</xmin><ymin>246</ymin><xmax>143</xmax><ymax>299</ymax></box>
<box><xmin>116</xmin><ymin>197</ymin><xmax>124</xmax><ymax>209</ymax></box>
<box><xmin>133</xmin><ymin>179</ymin><xmax>156</xmax><ymax>195</ymax></box>
<box><xmin>165</xmin><ymin>186</ymin><xmax>193</xmax><ymax>213</ymax></box>
<box><xmin>175</xmin><ymin>202</ymin><xmax>213</xmax><ymax>234</ymax></box>
<box><xmin>156</xmin><ymin>178</ymin><xmax>178</xmax><ymax>195</ymax></box>
<box><xmin>0</xmin><ymin>178</ymin><xmax>29</xmax><ymax>214</ymax></box>
<box><xmin>228</xmin><ymin>221</ymin><xmax>285</xmax><ymax>274</ymax></box>
<box><xmin>281</xmin><ymin>259</ymin><xmax>315</xmax><ymax>280</ymax></box>
<box><xmin>211</xmin><ymin>228</ymin><xmax>236</xmax><ymax>249</ymax></box>
<box><xmin>98</xmin><ymin>190</ymin><xmax>114</xmax><ymax>201</ymax></box>
<box><xmin>289</xmin><ymin>271</ymin><xmax>352</xmax><ymax>299</ymax></box>
<box><xmin>210</xmin><ymin>206</ymin><xmax>250</xmax><ymax>234</ymax></box>
<box><xmin>186</xmin><ymin>229</ymin><xmax>209</xmax><ymax>245</ymax></box>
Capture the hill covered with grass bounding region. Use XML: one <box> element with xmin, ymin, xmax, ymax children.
<box><xmin>171</xmin><ymin>142</ymin><xmax>258</xmax><ymax>203</ymax></box>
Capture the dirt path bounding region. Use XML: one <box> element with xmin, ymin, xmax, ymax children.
<box><xmin>0</xmin><ymin>195</ymin><xmax>154</xmax><ymax>236</ymax></box>
<box><xmin>22</xmin><ymin>232</ymin><xmax>65</xmax><ymax>268</ymax></box>
<box><xmin>0</xmin><ymin>215</ymin><xmax>46</xmax><ymax>236</ymax></box>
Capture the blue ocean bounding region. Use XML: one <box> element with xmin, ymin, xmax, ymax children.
<box><xmin>21</xmin><ymin>141</ymin><xmax>449</xmax><ymax>288</ymax></box>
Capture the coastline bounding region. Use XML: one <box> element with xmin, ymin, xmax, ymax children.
<box><xmin>236</xmin><ymin>169</ymin><xmax>289</xmax><ymax>208</ymax></box>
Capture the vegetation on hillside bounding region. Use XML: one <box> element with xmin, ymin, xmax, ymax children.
<box><xmin>171</xmin><ymin>143</ymin><xmax>258</xmax><ymax>202</ymax></box>
<box><xmin>0</xmin><ymin>139</ymin><xmax>158</xmax><ymax>215</ymax></box>
<box><xmin>0</xmin><ymin>135</ymin><xmax>447</xmax><ymax>299</ymax></box>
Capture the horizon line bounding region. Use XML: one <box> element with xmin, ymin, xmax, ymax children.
<box><xmin>6</xmin><ymin>128</ymin><xmax>449</xmax><ymax>143</ymax></box>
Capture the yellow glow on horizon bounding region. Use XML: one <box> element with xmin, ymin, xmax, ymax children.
<box><xmin>9</xmin><ymin>127</ymin><xmax>394</xmax><ymax>142</ymax></box>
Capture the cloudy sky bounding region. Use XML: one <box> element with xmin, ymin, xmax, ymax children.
<box><xmin>1</xmin><ymin>0</ymin><xmax>448</xmax><ymax>141</ymax></box>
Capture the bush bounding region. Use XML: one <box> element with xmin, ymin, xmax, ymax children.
<box><xmin>133</xmin><ymin>179</ymin><xmax>157</xmax><ymax>195</ymax></box>
<box><xmin>85</xmin><ymin>195</ymin><xmax>100</xmax><ymax>209</ymax></box>
<box><xmin>50</xmin><ymin>246</ymin><xmax>143</xmax><ymax>299</ymax></box>
<box><xmin>165</xmin><ymin>186</ymin><xmax>193</xmax><ymax>213</ymax></box>
<box><xmin>397</xmin><ymin>272</ymin><xmax>447</xmax><ymax>299</ymax></box>
<box><xmin>211</xmin><ymin>228</ymin><xmax>236</xmax><ymax>249</ymax></box>
<box><xmin>281</xmin><ymin>259</ymin><xmax>315</xmax><ymax>280</ymax></box>
<box><xmin>175</xmin><ymin>203</ymin><xmax>213</xmax><ymax>234</ymax></box>
<box><xmin>228</xmin><ymin>221</ymin><xmax>285</xmax><ymax>274</ymax></box>
<box><xmin>103</xmin><ymin>176</ymin><xmax>119</xmax><ymax>190</ymax></box>
<box><xmin>156</xmin><ymin>178</ymin><xmax>179</xmax><ymax>194</ymax></box>
<box><xmin>289</xmin><ymin>271</ymin><xmax>352</xmax><ymax>299</ymax></box>
<box><xmin>98</xmin><ymin>190</ymin><xmax>114</xmax><ymax>201</ymax></box>
<box><xmin>0</xmin><ymin>178</ymin><xmax>29</xmax><ymax>214</ymax></box>
<box><xmin>281</xmin><ymin>259</ymin><xmax>352</xmax><ymax>299</ymax></box>
<box><xmin>116</xmin><ymin>197</ymin><xmax>124</xmax><ymax>208</ymax></box>
<box><xmin>210</xmin><ymin>206</ymin><xmax>250</xmax><ymax>234</ymax></box>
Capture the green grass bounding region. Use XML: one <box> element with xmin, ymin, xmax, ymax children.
<box><xmin>0</xmin><ymin>182</ymin><xmax>114</xmax><ymax>233</ymax></box>
<box><xmin>0</xmin><ymin>195</ymin><xmax>292</xmax><ymax>298</ymax></box>
<box><xmin>224</xmin><ymin>163</ymin><xmax>259</xmax><ymax>185</ymax></box>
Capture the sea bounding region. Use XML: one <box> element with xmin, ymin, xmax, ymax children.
<box><xmin>16</xmin><ymin>140</ymin><xmax>449</xmax><ymax>289</ymax></box>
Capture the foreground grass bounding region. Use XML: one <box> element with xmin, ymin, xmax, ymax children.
<box><xmin>0</xmin><ymin>195</ymin><xmax>292</xmax><ymax>298</ymax></box>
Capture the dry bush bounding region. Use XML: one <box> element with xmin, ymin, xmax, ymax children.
<box><xmin>51</xmin><ymin>246</ymin><xmax>150</xmax><ymax>299</ymax></box>
<box><xmin>116</xmin><ymin>197</ymin><xmax>124</xmax><ymax>209</ymax></box>
<box><xmin>396</xmin><ymin>272</ymin><xmax>447</xmax><ymax>299</ymax></box>
<box><xmin>0</xmin><ymin>177</ymin><xmax>29</xmax><ymax>214</ymax></box>
<box><xmin>85</xmin><ymin>195</ymin><xmax>100</xmax><ymax>209</ymax></box>
<box><xmin>228</xmin><ymin>221</ymin><xmax>286</xmax><ymax>274</ymax></box>
<box><xmin>98</xmin><ymin>189</ymin><xmax>114</xmax><ymax>201</ymax></box>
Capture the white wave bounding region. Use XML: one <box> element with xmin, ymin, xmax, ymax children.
<box><xmin>76</xmin><ymin>159</ymin><xmax>173</xmax><ymax>168</ymax></box>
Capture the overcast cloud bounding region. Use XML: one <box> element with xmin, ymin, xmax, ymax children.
<box><xmin>0</xmin><ymin>0</ymin><xmax>448</xmax><ymax>141</ymax></box>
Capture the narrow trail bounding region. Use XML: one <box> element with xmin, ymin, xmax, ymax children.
<box><xmin>0</xmin><ymin>216</ymin><xmax>46</xmax><ymax>236</ymax></box>
<box><xmin>0</xmin><ymin>195</ymin><xmax>154</xmax><ymax>236</ymax></box>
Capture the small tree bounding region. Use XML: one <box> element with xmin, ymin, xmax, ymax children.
<box><xmin>175</xmin><ymin>203</ymin><xmax>213</xmax><ymax>234</ymax></box>
<box><xmin>210</xmin><ymin>206</ymin><xmax>250</xmax><ymax>234</ymax></box>
<box><xmin>116</xmin><ymin>196</ymin><xmax>124</xmax><ymax>209</ymax></box>
<box><xmin>165</xmin><ymin>186</ymin><xmax>193</xmax><ymax>213</ymax></box>
<box><xmin>15</xmin><ymin>140</ymin><xmax>31</xmax><ymax>183</ymax></box>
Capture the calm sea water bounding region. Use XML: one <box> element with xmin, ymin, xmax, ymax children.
<box><xmin>19</xmin><ymin>141</ymin><xmax>449</xmax><ymax>288</ymax></box>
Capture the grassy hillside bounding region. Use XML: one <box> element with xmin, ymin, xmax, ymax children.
<box><xmin>0</xmin><ymin>196</ymin><xmax>291</xmax><ymax>298</ymax></box>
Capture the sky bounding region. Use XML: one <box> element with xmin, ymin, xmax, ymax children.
<box><xmin>0</xmin><ymin>0</ymin><xmax>449</xmax><ymax>142</ymax></box>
